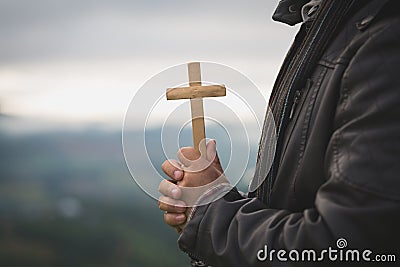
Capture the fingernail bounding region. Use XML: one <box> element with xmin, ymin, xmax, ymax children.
<box><xmin>173</xmin><ymin>170</ymin><xmax>182</xmax><ymax>179</ymax></box>
<box><xmin>171</xmin><ymin>188</ymin><xmax>179</xmax><ymax>198</ymax></box>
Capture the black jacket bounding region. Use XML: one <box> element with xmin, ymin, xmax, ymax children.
<box><xmin>178</xmin><ymin>0</ymin><xmax>400</xmax><ymax>266</ymax></box>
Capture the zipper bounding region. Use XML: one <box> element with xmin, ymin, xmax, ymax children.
<box><xmin>251</xmin><ymin>21</ymin><xmax>310</xmax><ymax>201</ymax></box>
<box><xmin>256</xmin><ymin>0</ymin><xmax>356</xmax><ymax>204</ymax></box>
<box><xmin>289</xmin><ymin>90</ymin><xmax>302</xmax><ymax>120</ymax></box>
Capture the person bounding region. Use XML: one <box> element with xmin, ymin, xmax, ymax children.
<box><xmin>158</xmin><ymin>0</ymin><xmax>400</xmax><ymax>266</ymax></box>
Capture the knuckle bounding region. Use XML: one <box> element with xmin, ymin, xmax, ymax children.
<box><xmin>177</xmin><ymin>148</ymin><xmax>184</xmax><ymax>157</ymax></box>
<box><xmin>162</xmin><ymin>160</ymin><xmax>173</xmax><ymax>174</ymax></box>
<box><xmin>181</xmin><ymin>147</ymin><xmax>193</xmax><ymax>154</ymax></box>
<box><xmin>158</xmin><ymin>180</ymin><xmax>165</xmax><ymax>193</ymax></box>
<box><xmin>163</xmin><ymin>213</ymin><xmax>169</xmax><ymax>224</ymax></box>
<box><xmin>158</xmin><ymin>197</ymin><xmax>167</xmax><ymax>210</ymax></box>
<box><xmin>164</xmin><ymin>214</ymin><xmax>174</xmax><ymax>226</ymax></box>
<box><xmin>160</xmin><ymin>197</ymin><xmax>171</xmax><ymax>210</ymax></box>
<box><xmin>178</xmin><ymin>147</ymin><xmax>189</xmax><ymax>156</ymax></box>
<box><xmin>161</xmin><ymin>160</ymin><xmax>168</xmax><ymax>170</ymax></box>
<box><xmin>178</xmin><ymin>147</ymin><xmax>198</xmax><ymax>161</ymax></box>
<box><xmin>169</xmin><ymin>159</ymin><xmax>181</xmax><ymax>170</ymax></box>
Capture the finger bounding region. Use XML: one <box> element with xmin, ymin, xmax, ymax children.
<box><xmin>158</xmin><ymin>196</ymin><xmax>187</xmax><ymax>213</ymax></box>
<box><xmin>158</xmin><ymin>179</ymin><xmax>181</xmax><ymax>199</ymax></box>
<box><xmin>177</xmin><ymin>147</ymin><xmax>200</xmax><ymax>166</ymax></box>
<box><xmin>206</xmin><ymin>139</ymin><xmax>217</xmax><ymax>162</ymax></box>
<box><xmin>162</xmin><ymin>159</ymin><xmax>183</xmax><ymax>181</ymax></box>
<box><xmin>206</xmin><ymin>139</ymin><xmax>223</xmax><ymax>173</ymax></box>
<box><xmin>164</xmin><ymin>212</ymin><xmax>186</xmax><ymax>227</ymax></box>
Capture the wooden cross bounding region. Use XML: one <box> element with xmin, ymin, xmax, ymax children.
<box><xmin>166</xmin><ymin>62</ymin><xmax>226</xmax><ymax>158</ymax></box>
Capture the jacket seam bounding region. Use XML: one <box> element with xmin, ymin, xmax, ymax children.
<box><xmin>340</xmin><ymin>20</ymin><xmax>393</xmax><ymax>86</ymax></box>
<box><xmin>317</xmin><ymin>59</ymin><xmax>336</xmax><ymax>69</ymax></box>
<box><xmin>331</xmin><ymin>131</ymin><xmax>400</xmax><ymax>202</ymax></box>
<box><xmin>292</xmin><ymin>67</ymin><xmax>328</xmax><ymax>200</ymax></box>
<box><xmin>333</xmin><ymin>22</ymin><xmax>400</xmax><ymax>201</ymax></box>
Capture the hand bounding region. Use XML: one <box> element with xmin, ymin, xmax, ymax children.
<box><xmin>158</xmin><ymin>140</ymin><xmax>225</xmax><ymax>232</ymax></box>
<box><xmin>165</xmin><ymin>139</ymin><xmax>224</xmax><ymax>188</ymax></box>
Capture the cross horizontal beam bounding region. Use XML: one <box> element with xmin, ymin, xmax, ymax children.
<box><xmin>166</xmin><ymin>84</ymin><xmax>226</xmax><ymax>100</ymax></box>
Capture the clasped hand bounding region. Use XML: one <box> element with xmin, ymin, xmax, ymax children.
<box><xmin>158</xmin><ymin>140</ymin><xmax>225</xmax><ymax>233</ymax></box>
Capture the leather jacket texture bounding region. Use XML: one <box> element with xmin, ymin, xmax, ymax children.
<box><xmin>178</xmin><ymin>0</ymin><xmax>400</xmax><ymax>266</ymax></box>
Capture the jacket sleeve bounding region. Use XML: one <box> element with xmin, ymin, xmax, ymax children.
<box><xmin>178</xmin><ymin>16</ymin><xmax>400</xmax><ymax>267</ymax></box>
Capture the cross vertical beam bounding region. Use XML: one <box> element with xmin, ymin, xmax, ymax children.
<box><xmin>188</xmin><ymin>62</ymin><xmax>207</xmax><ymax>157</ymax></box>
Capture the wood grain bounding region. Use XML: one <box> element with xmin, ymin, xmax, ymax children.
<box><xmin>166</xmin><ymin>84</ymin><xmax>226</xmax><ymax>100</ymax></box>
<box><xmin>188</xmin><ymin>62</ymin><xmax>207</xmax><ymax>157</ymax></box>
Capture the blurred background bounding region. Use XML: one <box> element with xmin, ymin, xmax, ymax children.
<box><xmin>0</xmin><ymin>0</ymin><xmax>298</xmax><ymax>266</ymax></box>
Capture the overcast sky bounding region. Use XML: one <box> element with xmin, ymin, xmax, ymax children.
<box><xmin>0</xmin><ymin>0</ymin><xmax>298</xmax><ymax>127</ymax></box>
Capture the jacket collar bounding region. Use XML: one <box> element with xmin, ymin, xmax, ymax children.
<box><xmin>272</xmin><ymin>0</ymin><xmax>310</xmax><ymax>26</ymax></box>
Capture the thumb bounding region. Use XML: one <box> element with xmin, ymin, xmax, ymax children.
<box><xmin>206</xmin><ymin>139</ymin><xmax>220</xmax><ymax>165</ymax></box>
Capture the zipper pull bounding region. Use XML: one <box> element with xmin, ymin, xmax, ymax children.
<box><xmin>289</xmin><ymin>90</ymin><xmax>302</xmax><ymax>120</ymax></box>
